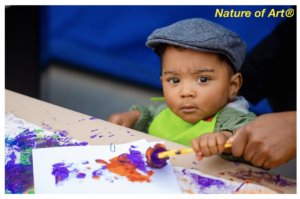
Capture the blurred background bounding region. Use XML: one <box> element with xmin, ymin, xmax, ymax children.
<box><xmin>5</xmin><ymin>5</ymin><xmax>295</xmax><ymax>178</ymax></box>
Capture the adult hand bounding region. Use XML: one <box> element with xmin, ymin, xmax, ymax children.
<box><xmin>228</xmin><ymin>111</ymin><xmax>296</xmax><ymax>169</ymax></box>
<box><xmin>108</xmin><ymin>110</ymin><xmax>141</xmax><ymax>128</ymax></box>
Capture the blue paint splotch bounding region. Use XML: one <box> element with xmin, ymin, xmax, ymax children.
<box><xmin>5</xmin><ymin>153</ymin><xmax>33</xmax><ymax>193</ymax></box>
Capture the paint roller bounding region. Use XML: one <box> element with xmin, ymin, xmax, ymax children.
<box><xmin>145</xmin><ymin>143</ymin><xmax>232</xmax><ymax>168</ymax></box>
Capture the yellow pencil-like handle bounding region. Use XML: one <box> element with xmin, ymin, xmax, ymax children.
<box><xmin>157</xmin><ymin>143</ymin><xmax>232</xmax><ymax>159</ymax></box>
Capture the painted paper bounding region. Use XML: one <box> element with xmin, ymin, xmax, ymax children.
<box><xmin>32</xmin><ymin>140</ymin><xmax>182</xmax><ymax>194</ymax></box>
<box><xmin>174</xmin><ymin>167</ymin><xmax>278</xmax><ymax>194</ymax></box>
<box><xmin>5</xmin><ymin>113</ymin><xmax>88</xmax><ymax>194</ymax></box>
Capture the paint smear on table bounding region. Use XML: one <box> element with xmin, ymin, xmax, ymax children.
<box><xmin>226</xmin><ymin>168</ymin><xmax>296</xmax><ymax>188</ymax></box>
<box><xmin>91</xmin><ymin>129</ymin><xmax>98</xmax><ymax>132</ymax></box>
<box><xmin>89</xmin><ymin>117</ymin><xmax>97</xmax><ymax>120</ymax></box>
<box><xmin>5</xmin><ymin>114</ymin><xmax>88</xmax><ymax>194</ymax></box>
<box><xmin>90</xmin><ymin>134</ymin><xmax>98</xmax><ymax>139</ymax></box>
<box><xmin>173</xmin><ymin>167</ymin><xmax>278</xmax><ymax>194</ymax></box>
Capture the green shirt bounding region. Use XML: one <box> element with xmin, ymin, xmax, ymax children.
<box><xmin>130</xmin><ymin>102</ymin><xmax>258</xmax><ymax>167</ymax></box>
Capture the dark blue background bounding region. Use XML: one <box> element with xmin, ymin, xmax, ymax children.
<box><xmin>39</xmin><ymin>5</ymin><xmax>291</xmax><ymax>115</ymax></box>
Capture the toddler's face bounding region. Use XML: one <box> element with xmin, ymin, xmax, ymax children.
<box><xmin>160</xmin><ymin>46</ymin><xmax>232</xmax><ymax>124</ymax></box>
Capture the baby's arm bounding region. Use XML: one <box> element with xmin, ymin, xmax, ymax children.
<box><xmin>108</xmin><ymin>110</ymin><xmax>141</xmax><ymax>128</ymax></box>
<box><xmin>191</xmin><ymin>131</ymin><xmax>233</xmax><ymax>161</ymax></box>
<box><xmin>109</xmin><ymin>104</ymin><xmax>164</xmax><ymax>133</ymax></box>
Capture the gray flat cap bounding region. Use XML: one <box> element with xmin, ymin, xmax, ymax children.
<box><xmin>146</xmin><ymin>18</ymin><xmax>247</xmax><ymax>72</ymax></box>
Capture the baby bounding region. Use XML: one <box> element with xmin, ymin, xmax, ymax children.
<box><xmin>109</xmin><ymin>18</ymin><xmax>256</xmax><ymax>163</ymax></box>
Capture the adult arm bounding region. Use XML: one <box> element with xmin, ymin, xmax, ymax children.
<box><xmin>228</xmin><ymin>111</ymin><xmax>296</xmax><ymax>169</ymax></box>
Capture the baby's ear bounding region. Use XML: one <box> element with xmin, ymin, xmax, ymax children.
<box><xmin>229</xmin><ymin>73</ymin><xmax>242</xmax><ymax>99</ymax></box>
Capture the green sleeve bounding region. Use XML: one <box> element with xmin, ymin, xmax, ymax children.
<box><xmin>129</xmin><ymin>103</ymin><xmax>168</xmax><ymax>133</ymax></box>
<box><xmin>214</xmin><ymin>107</ymin><xmax>257</xmax><ymax>133</ymax></box>
<box><xmin>214</xmin><ymin>108</ymin><xmax>265</xmax><ymax>168</ymax></box>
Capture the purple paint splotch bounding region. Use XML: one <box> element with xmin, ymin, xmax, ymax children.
<box><xmin>58</xmin><ymin>130</ymin><xmax>69</xmax><ymax>137</ymax></box>
<box><xmin>182</xmin><ymin>169</ymin><xmax>225</xmax><ymax>188</ymax></box>
<box><xmin>79</xmin><ymin>119</ymin><xmax>85</xmax><ymax>122</ymax></box>
<box><xmin>92</xmin><ymin>165</ymin><xmax>107</xmax><ymax>179</ymax></box>
<box><xmin>109</xmin><ymin>134</ymin><xmax>115</xmax><ymax>137</ymax></box>
<box><xmin>90</xmin><ymin>134</ymin><xmax>98</xmax><ymax>139</ymax></box>
<box><xmin>99</xmin><ymin>136</ymin><xmax>103</xmax><ymax>138</ymax></box>
<box><xmin>51</xmin><ymin>163</ymin><xmax>70</xmax><ymax>185</ymax></box>
<box><xmin>127</xmin><ymin>131</ymin><xmax>131</xmax><ymax>133</ymax></box>
<box><xmin>89</xmin><ymin>117</ymin><xmax>97</xmax><ymax>120</ymax></box>
<box><xmin>91</xmin><ymin>129</ymin><xmax>98</xmax><ymax>132</ymax></box>
<box><xmin>77</xmin><ymin>173</ymin><xmax>86</xmax><ymax>179</ymax></box>
<box><xmin>82</xmin><ymin>161</ymin><xmax>89</xmax><ymax>165</ymax></box>
<box><xmin>126</xmin><ymin>148</ymin><xmax>149</xmax><ymax>173</ymax></box>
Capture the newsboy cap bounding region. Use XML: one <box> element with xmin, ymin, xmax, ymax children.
<box><xmin>146</xmin><ymin>18</ymin><xmax>247</xmax><ymax>72</ymax></box>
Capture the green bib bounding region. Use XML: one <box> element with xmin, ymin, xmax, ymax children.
<box><xmin>148</xmin><ymin>107</ymin><xmax>221</xmax><ymax>147</ymax></box>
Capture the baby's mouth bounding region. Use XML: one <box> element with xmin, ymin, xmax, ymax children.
<box><xmin>180</xmin><ymin>106</ymin><xmax>198</xmax><ymax>113</ymax></box>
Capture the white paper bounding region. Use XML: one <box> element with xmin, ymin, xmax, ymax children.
<box><xmin>32</xmin><ymin>139</ymin><xmax>182</xmax><ymax>194</ymax></box>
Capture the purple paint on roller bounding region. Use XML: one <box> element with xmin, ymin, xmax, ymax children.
<box><xmin>150</xmin><ymin>147</ymin><xmax>168</xmax><ymax>168</ymax></box>
<box><xmin>76</xmin><ymin>173</ymin><xmax>86</xmax><ymax>179</ymax></box>
<box><xmin>91</xmin><ymin>129</ymin><xmax>98</xmax><ymax>132</ymax></box>
<box><xmin>90</xmin><ymin>134</ymin><xmax>98</xmax><ymax>139</ymax></box>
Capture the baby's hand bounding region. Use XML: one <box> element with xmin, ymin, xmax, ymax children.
<box><xmin>108</xmin><ymin>110</ymin><xmax>140</xmax><ymax>128</ymax></box>
<box><xmin>191</xmin><ymin>131</ymin><xmax>233</xmax><ymax>161</ymax></box>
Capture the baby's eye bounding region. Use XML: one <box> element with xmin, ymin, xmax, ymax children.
<box><xmin>197</xmin><ymin>77</ymin><xmax>209</xmax><ymax>83</ymax></box>
<box><xmin>169</xmin><ymin>78</ymin><xmax>180</xmax><ymax>84</ymax></box>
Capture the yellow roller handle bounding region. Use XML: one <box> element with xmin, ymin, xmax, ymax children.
<box><xmin>157</xmin><ymin>143</ymin><xmax>232</xmax><ymax>159</ymax></box>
